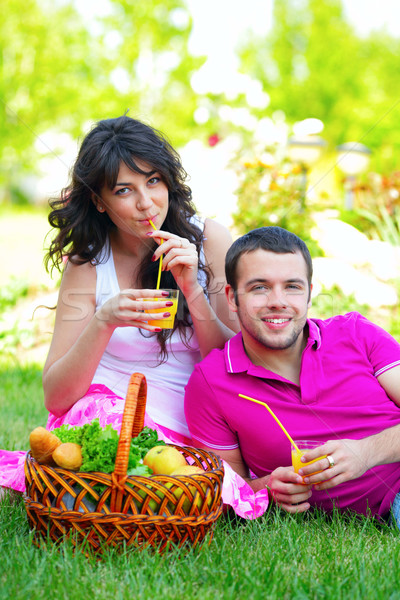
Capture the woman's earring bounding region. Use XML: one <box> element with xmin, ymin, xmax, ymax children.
<box><xmin>98</xmin><ymin>205</ymin><xmax>104</xmax><ymax>212</ymax></box>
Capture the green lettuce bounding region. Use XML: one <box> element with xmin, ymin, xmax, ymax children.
<box><xmin>52</xmin><ymin>419</ymin><xmax>165</xmax><ymax>475</ymax></box>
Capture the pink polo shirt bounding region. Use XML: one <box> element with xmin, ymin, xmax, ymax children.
<box><xmin>184</xmin><ymin>312</ymin><xmax>400</xmax><ymax>519</ymax></box>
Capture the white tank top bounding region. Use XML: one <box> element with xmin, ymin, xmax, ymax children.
<box><xmin>91</xmin><ymin>221</ymin><xmax>206</xmax><ymax>437</ymax></box>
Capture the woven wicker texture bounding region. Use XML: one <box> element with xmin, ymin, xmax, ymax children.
<box><xmin>24</xmin><ymin>372</ymin><xmax>224</xmax><ymax>554</ymax></box>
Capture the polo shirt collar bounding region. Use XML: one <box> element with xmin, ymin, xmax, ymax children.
<box><xmin>308</xmin><ymin>318</ymin><xmax>321</xmax><ymax>349</ymax></box>
<box><xmin>224</xmin><ymin>319</ymin><xmax>322</xmax><ymax>377</ymax></box>
<box><xmin>224</xmin><ymin>333</ymin><xmax>252</xmax><ymax>374</ymax></box>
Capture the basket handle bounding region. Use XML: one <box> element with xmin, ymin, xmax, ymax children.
<box><xmin>111</xmin><ymin>372</ymin><xmax>147</xmax><ymax>511</ymax></box>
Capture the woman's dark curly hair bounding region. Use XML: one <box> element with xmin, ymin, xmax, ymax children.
<box><xmin>45</xmin><ymin>115</ymin><xmax>211</xmax><ymax>361</ymax></box>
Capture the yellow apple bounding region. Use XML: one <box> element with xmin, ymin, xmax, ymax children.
<box><xmin>170</xmin><ymin>465</ymin><xmax>204</xmax><ymax>476</ymax></box>
<box><xmin>136</xmin><ymin>483</ymin><xmax>174</xmax><ymax>514</ymax></box>
<box><xmin>169</xmin><ymin>465</ymin><xmax>211</xmax><ymax>513</ymax></box>
<box><xmin>143</xmin><ymin>445</ymin><xmax>187</xmax><ymax>475</ymax></box>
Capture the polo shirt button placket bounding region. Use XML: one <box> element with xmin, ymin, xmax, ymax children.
<box><xmin>299</xmin><ymin>343</ymin><xmax>322</xmax><ymax>405</ymax></box>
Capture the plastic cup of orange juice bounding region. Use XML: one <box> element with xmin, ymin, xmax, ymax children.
<box><xmin>291</xmin><ymin>440</ymin><xmax>327</xmax><ymax>478</ymax></box>
<box><xmin>143</xmin><ymin>289</ymin><xmax>179</xmax><ymax>329</ymax></box>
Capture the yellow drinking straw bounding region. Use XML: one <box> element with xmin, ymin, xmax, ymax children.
<box><xmin>149</xmin><ymin>220</ymin><xmax>163</xmax><ymax>290</ymax></box>
<box><xmin>239</xmin><ymin>393</ymin><xmax>299</xmax><ymax>452</ymax></box>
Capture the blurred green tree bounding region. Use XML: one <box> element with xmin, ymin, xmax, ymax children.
<box><xmin>238</xmin><ymin>0</ymin><xmax>400</xmax><ymax>170</ymax></box>
<box><xmin>0</xmin><ymin>0</ymin><xmax>202</xmax><ymax>201</ymax></box>
<box><xmin>231</xmin><ymin>154</ymin><xmax>324</xmax><ymax>257</ymax></box>
<box><xmin>87</xmin><ymin>0</ymin><xmax>202</xmax><ymax>145</ymax></box>
<box><xmin>1</xmin><ymin>0</ymin><xmax>104</xmax><ymax>187</ymax></box>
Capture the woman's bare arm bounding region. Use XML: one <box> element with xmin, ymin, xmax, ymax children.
<box><xmin>43</xmin><ymin>261</ymin><xmax>174</xmax><ymax>416</ymax></box>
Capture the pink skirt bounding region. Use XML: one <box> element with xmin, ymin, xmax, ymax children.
<box><xmin>0</xmin><ymin>384</ymin><xmax>269</xmax><ymax>519</ymax></box>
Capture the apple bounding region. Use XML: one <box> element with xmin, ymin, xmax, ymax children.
<box><xmin>169</xmin><ymin>465</ymin><xmax>211</xmax><ymax>513</ymax></box>
<box><xmin>170</xmin><ymin>465</ymin><xmax>204</xmax><ymax>476</ymax></box>
<box><xmin>143</xmin><ymin>445</ymin><xmax>187</xmax><ymax>475</ymax></box>
<box><xmin>137</xmin><ymin>464</ymin><xmax>212</xmax><ymax>515</ymax></box>
<box><xmin>136</xmin><ymin>483</ymin><xmax>175</xmax><ymax>514</ymax></box>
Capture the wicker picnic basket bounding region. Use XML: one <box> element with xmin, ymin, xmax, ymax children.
<box><xmin>23</xmin><ymin>372</ymin><xmax>224</xmax><ymax>554</ymax></box>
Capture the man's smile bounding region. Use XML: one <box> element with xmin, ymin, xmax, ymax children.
<box><xmin>262</xmin><ymin>318</ymin><xmax>291</xmax><ymax>324</ymax></box>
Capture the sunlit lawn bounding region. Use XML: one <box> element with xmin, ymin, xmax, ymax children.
<box><xmin>1</xmin><ymin>362</ymin><xmax>400</xmax><ymax>600</ymax></box>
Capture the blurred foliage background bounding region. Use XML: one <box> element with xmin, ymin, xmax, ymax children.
<box><xmin>1</xmin><ymin>0</ymin><xmax>202</xmax><ymax>200</ymax></box>
<box><xmin>239</xmin><ymin>0</ymin><xmax>400</xmax><ymax>172</ymax></box>
<box><xmin>2</xmin><ymin>0</ymin><xmax>400</xmax><ymax>203</ymax></box>
<box><xmin>1</xmin><ymin>0</ymin><xmax>400</xmax><ymax>358</ymax></box>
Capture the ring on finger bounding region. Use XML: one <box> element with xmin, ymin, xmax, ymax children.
<box><xmin>326</xmin><ymin>455</ymin><xmax>335</xmax><ymax>469</ymax></box>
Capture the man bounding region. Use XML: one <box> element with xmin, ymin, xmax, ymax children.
<box><xmin>184</xmin><ymin>226</ymin><xmax>400</xmax><ymax>522</ymax></box>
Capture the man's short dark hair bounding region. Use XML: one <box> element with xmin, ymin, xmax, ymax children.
<box><xmin>225</xmin><ymin>226</ymin><xmax>313</xmax><ymax>292</ymax></box>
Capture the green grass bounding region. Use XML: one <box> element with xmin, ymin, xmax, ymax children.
<box><xmin>0</xmin><ymin>362</ymin><xmax>48</xmax><ymax>450</ymax></box>
<box><xmin>2</xmin><ymin>362</ymin><xmax>400</xmax><ymax>600</ymax></box>
<box><xmin>2</xmin><ymin>492</ymin><xmax>400</xmax><ymax>599</ymax></box>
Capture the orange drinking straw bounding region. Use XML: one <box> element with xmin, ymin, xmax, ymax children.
<box><xmin>149</xmin><ymin>220</ymin><xmax>163</xmax><ymax>289</ymax></box>
<box><xmin>239</xmin><ymin>393</ymin><xmax>299</xmax><ymax>451</ymax></box>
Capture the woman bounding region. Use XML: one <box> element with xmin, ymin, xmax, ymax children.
<box><xmin>0</xmin><ymin>115</ymin><xmax>238</xmax><ymax>494</ymax></box>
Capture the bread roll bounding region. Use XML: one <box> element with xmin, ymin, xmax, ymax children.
<box><xmin>29</xmin><ymin>427</ymin><xmax>62</xmax><ymax>465</ymax></box>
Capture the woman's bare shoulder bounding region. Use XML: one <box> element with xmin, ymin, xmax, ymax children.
<box><xmin>202</xmin><ymin>218</ymin><xmax>233</xmax><ymax>277</ymax></box>
<box><xmin>203</xmin><ymin>218</ymin><xmax>234</xmax><ymax>258</ymax></box>
<box><xmin>60</xmin><ymin>258</ymin><xmax>97</xmax><ymax>289</ymax></box>
<box><xmin>203</xmin><ymin>217</ymin><xmax>233</xmax><ymax>243</ymax></box>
